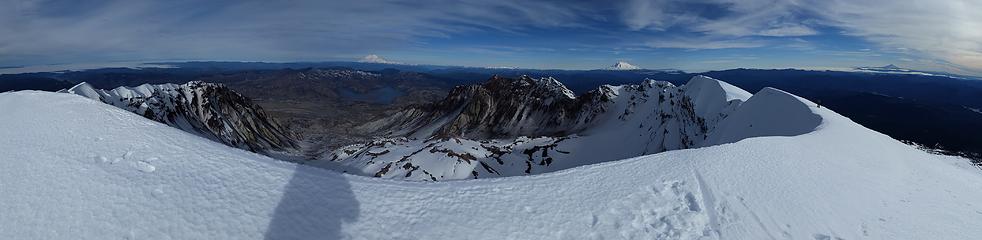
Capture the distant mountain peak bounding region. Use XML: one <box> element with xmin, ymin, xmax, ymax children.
<box><xmin>605</xmin><ymin>61</ymin><xmax>641</xmax><ymax>70</ymax></box>
<box><xmin>855</xmin><ymin>64</ymin><xmax>912</xmax><ymax>73</ymax></box>
<box><xmin>358</xmin><ymin>54</ymin><xmax>401</xmax><ymax>64</ymax></box>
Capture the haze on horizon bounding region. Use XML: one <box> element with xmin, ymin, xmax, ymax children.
<box><xmin>1</xmin><ymin>0</ymin><xmax>980</xmax><ymax>75</ymax></box>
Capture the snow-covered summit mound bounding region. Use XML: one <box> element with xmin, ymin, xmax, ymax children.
<box><xmin>683</xmin><ymin>75</ymin><xmax>752</xmax><ymax>103</ymax></box>
<box><xmin>62</xmin><ymin>82</ymin><xmax>105</xmax><ymax>100</ymax></box>
<box><xmin>705</xmin><ymin>87</ymin><xmax>822</xmax><ymax>146</ymax></box>
<box><xmin>2</xmin><ymin>87</ymin><xmax>981</xmax><ymax>239</ymax></box>
<box><xmin>682</xmin><ymin>75</ymin><xmax>752</xmax><ymax>124</ymax></box>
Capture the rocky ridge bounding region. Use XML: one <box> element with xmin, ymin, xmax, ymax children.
<box><xmin>61</xmin><ymin>81</ymin><xmax>300</xmax><ymax>153</ymax></box>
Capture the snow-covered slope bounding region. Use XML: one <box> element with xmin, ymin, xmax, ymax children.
<box><xmin>322</xmin><ymin>76</ymin><xmax>756</xmax><ymax>180</ymax></box>
<box><xmin>704</xmin><ymin>87</ymin><xmax>821</xmax><ymax>146</ymax></box>
<box><xmin>60</xmin><ymin>81</ymin><xmax>299</xmax><ymax>153</ymax></box>
<box><xmin>2</xmin><ymin>90</ymin><xmax>981</xmax><ymax>239</ymax></box>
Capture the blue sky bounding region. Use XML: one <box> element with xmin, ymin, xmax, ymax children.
<box><xmin>1</xmin><ymin>0</ymin><xmax>980</xmax><ymax>75</ymax></box>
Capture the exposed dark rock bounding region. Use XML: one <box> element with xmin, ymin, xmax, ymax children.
<box><xmin>62</xmin><ymin>81</ymin><xmax>299</xmax><ymax>153</ymax></box>
<box><xmin>362</xmin><ymin>75</ymin><xmax>614</xmax><ymax>139</ymax></box>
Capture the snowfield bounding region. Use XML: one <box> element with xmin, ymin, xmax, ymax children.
<box><xmin>2</xmin><ymin>90</ymin><xmax>982</xmax><ymax>239</ymax></box>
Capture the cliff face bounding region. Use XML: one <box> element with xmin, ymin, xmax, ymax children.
<box><xmin>361</xmin><ymin>75</ymin><xmax>611</xmax><ymax>139</ymax></box>
<box><xmin>327</xmin><ymin>75</ymin><xmax>754</xmax><ymax>180</ymax></box>
<box><xmin>62</xmin><ymin>81</ymin><xmax>299</xmax><ymax>153</ymax></box>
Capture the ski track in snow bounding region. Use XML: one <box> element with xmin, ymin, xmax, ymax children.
<box><xmin>2</xmin><ymin>89</ymin><xmax>982</xmax><ymax>239</ymax></box>
<box><xmin>693</xmin><ymin>170</ymin><xmax>723</xmax><ymax>239</ymax></box>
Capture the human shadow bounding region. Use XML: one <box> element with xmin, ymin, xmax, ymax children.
<box><xmin>265</xmin><ymin>164</ymin><xmax>360</xmax><ymax>240</ymax></box>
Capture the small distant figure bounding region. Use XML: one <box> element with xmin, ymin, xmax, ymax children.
<box><xmin>816</xmin><ymin>100</ymin><xmax>822</xmax><ymax>108</ymax></box>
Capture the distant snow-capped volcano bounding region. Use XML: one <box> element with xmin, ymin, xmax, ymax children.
<box><xmin>857</xmin><ymin>64</ymin><xmax>907</xmax><ymax>72</ymax></box>
<box><xmin>358</xmin><ymin>54</ymin><xmax>401</xmax><ymax>64</ymax></box>
<box><xmin>605</xmin><ymin>61</ymin><xmax>641</xmax><ymax>70</ymax></box>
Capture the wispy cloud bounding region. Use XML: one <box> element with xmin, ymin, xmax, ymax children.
<box><xmin>647</xmin><ymin>37</ymin><xmax>767</xmax><ymax>50</ymax></box>
<box><xmin>0</xmin><ymin>0</ymin><xmax>593</xmax><ymax>65</ymax></box>
<box><xmin>619</xmin><ymin>0</ymin><xmax>818</xmax><ymax>37</ymax></box>
<box><xmin>801</xmin><ymin>0</ymin><xmax>982</xmax><ymax>73</ymax></box>
<box><xmin>616</xmin><ymin>0</ymin><xmax>982</xmax><ymax>73</ymax></box>
<box><xmin>0</xmin><ymin>0</ymin><xmax>979</xmax><ymax>75</ymax></box>
<box><xmin>756</xmin><ymin>24</ymin><xmax>819</xmax><ymax>37</ymax></box>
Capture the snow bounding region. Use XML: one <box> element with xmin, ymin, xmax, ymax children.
<box><xmin>62</xmin><ymin>82</ymin><xmax>182</xmax><ymax>106</ymax></box>
<box><xmin>325</xmin><ymin>76</ymin><xmax>756</xmax><ymax>180</ymax></box>
<box><xmin>846</xmin><ymin>65</ymin><xmax>974</xmax><ymax>79</ymax></box>
<box><xmin>606</xmin><ymin>61</ymin><xmax>641</xmax><ymax>70</ymax></box>
<box><xmin>539</xmin><ymin>76</ymin><xmax>577</xmax><ymax>99</ymax></box>
<box><xmin>684</xmin><ymin>75</ymin><xmax>752</xmax><ymax>102</ymax></box>
<box><xmin>2</xmin><ymin>90</ymin><xmax>982</xmax><ymax>239</ymax></box>
<box><xmin>60</xmin><ymin>81</ymin><xmax>300</xmax><ymax>153</ymax></box>
<box><xmin>965</xmin><ymin>106</ymin><xmax>982</xmax><ymax>115</ymax></box>
<box><xmin>61</xmin><ymin>82</ymin><xmax>104</xmax><ymax>101</ymax></box>
<box><xmin>880</xmin><ymin>64</ymin><xmax>902</xmax><ymax>70</ymax></box>
<box><xmin>704</xmin><ymin>87</ymin><xmax>822</xmax><ymax>146</ymax></box>
<box><xmin>358</xmin><ymin>54</ymin><xmax>401</xmax><ymax>64</ymax></box>
<box><xmin>682</xmin><ymin>75</ymin><xmax>751</xmax><ymax>121</ymax></box>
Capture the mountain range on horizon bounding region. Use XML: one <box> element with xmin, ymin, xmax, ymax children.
<box><xmin>6</xmin><ymin>58</ymin><xmax>978</xmax><ymax>82</ymax></box>
<box><xmin>4</xmin><ymin>62</ymin><xmax>982</xmax><ymax>160</ymax></box>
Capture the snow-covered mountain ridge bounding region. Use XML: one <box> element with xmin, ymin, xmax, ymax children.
<box><xmin>318</xmin><ymin>75</ymin><xmax>791</xmax><ymax>180</ymax></box>
<box><xmin>60</xmin><ymin>81</ymin><xmax>299</xmax><ymax>153</ymax></box>
<box><xmin>1</xmin><ymin>89</ymin><xmax>980</xmax><ymax>239</ymax></box>
<box><xmin>360</xmin><ymin>75</ymin><xmax>587</xmax><ymax>139</ymax></box>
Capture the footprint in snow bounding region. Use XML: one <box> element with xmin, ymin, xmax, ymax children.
<box><xmin>133</xmin><ymin>161</ymin><xmax>156</xmax><ymax>173</ymax></box>
<box><xmin>813</xmin><ymin>233</ymin><xmax>844</xmax><ymax>240</ymax></box>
